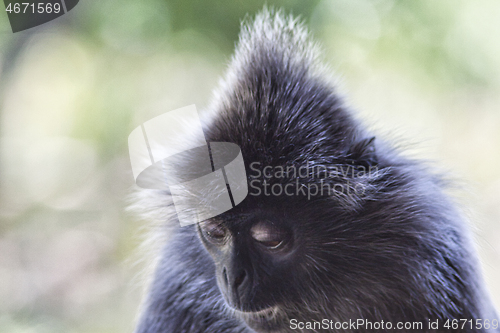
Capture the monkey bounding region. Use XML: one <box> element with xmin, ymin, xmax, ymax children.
<box><xmin>132</xmin><ymin>9</ymin><xmax>499</xmax><ymax>333</ymax></box>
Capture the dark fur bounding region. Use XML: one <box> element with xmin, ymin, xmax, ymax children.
<box><xmin>134</xmin><ymin>10</ymin><xmax>498</xmax><ymax>333</ymax></box>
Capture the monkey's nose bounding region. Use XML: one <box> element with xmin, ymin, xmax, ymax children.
<box><xmin>233</xmin><ymin>269</ymin><xmax>247</xmax><ymax>290</ymax></box>
<box><xmin>222</xmin><ymin>266</ymin><xmax>248</xmax><ymax>304</ymax></box>
<box><xmin>222</xmin><ymin>266</ymin><xmax>247</xmax><ymax>290</ymax></box>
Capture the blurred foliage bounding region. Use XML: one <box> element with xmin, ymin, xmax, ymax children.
<box><xmin>0</xmin><ymin>0</ymin><xmax>499</xmax><ymax>332</ymax></box>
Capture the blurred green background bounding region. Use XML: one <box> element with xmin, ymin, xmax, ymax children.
<box><xmin>0</xmin><ymin>0</ymin><xmax>499</xmax><ymax>332</ymax></box>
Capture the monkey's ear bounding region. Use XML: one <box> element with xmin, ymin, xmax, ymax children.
<box><xmin>347</xmin><ymin>137</ymin><xmax>377</xmax><ymax>167</ymax></box>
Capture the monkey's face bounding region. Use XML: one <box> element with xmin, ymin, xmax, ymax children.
<box><xmin>194</xmin><ymin>189</ymin><xmax>411</xmax><ymax>332</ymax></box>
<box><xmin>197</xmin><ymin>207</ymin><xmax>304</xmax><ymax>332</ymax></box>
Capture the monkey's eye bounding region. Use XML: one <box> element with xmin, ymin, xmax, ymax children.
<box><xmin>250</xmin><ymin>222</ymin><xmax>287</xmax><ymax>249</ymax></box>
<box><xmin>199</xmin><ymin>221</ymin><xmax>227</xmax><ymax>243</ymax></box>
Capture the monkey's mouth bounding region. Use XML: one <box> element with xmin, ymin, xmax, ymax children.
<box><xmin>233</xmin><ymin>305</ymin><xmax>279</xmax><ymax>322</ymax></box>
<box><xmin>233</xmin><ymin>306</ymin><xmax>283</xmax><ymax>332</ymax></box>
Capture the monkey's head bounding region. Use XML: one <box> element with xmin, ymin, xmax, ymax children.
<box><xmin>188</xmin><ymin>9</ymin><xmax>452</xmax><ymax>333</ymax></box>
<box><xmin>132</xmin><ymin>9</ymin><xmax>497</xmax><ymax>333</ymax></box>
